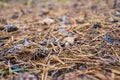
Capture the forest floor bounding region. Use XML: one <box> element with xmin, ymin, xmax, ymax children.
<box><xmin>0</xmin><ymin>0</ymin><xmax>120</xmax><ymax>80</ymax></box>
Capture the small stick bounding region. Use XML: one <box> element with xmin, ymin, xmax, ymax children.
<box><xmin>105</xmin><ymin>0</ymin><xmax>108</xmax><ymax>4</ymax></box>
<box><xmin>113</xmin><ymin>0</ymin><xmax>117</xmax><ymax>8</ymax></box>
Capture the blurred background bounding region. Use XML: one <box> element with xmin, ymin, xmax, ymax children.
<box><xmin>0</xmin><ymin>0</ymin><xmax>120</xmax><ymax>8</ymax></box>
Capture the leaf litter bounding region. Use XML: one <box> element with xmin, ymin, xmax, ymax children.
<box><xmin>0</xmin><ymin>0</ymin><xmax>120</xmax><ymax>80</ymax></box>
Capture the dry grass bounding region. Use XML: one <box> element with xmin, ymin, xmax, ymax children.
<box><xmin>0</xmin><ymin>0</ymin><xmax>120</xmax><ymax>80</ymax></box>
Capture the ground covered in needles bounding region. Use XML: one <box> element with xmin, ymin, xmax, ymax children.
<box><xmin>0</xmin><ymin>0</ymin><xmax>120</xmax><ymax>80</ymax></box>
